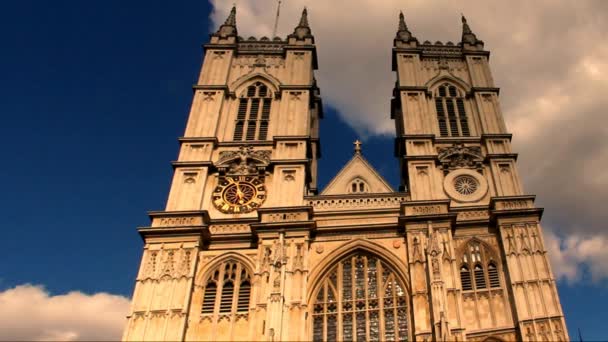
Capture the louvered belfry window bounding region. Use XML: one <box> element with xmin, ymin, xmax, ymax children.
<box><xmin>312</xmin><ymin>252</ymin><xmax>409</xmax><ymax>342</ymax></box>
<box><xmin>435</xmin><ymin>83</ymin><xmax>470</xmax><ymax>137</ymax></box>
<box><xmin>459</xmin><ymin>241</ymin><xmax>501</xmax><ymax>292</ymax></box>
<box><xmin>200</xmin><ymin>261</ymin><xmax>251</xmax><ymax>318</ymax></box>
<box><xmin>233</xmin><ymin>82</ymin><xmax>272</xmax><ymax>141</ymax></box>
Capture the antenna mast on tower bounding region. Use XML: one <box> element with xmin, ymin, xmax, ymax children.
<box><xmin>272</xmin><ymin>0</ymin><xmax>282</xmax><ymax>38</ymax></box>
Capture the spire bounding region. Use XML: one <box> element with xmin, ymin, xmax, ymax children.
<box><xmin>398</xmin><ymin>11</ymin><xmax>408</xmax><ymax>32</ymax></box>
<box><xmin>213</xmin><ymin>5</ymin><xmax>237</xmax><ymax>38</ymax></box>
<box><xmin>289</xmin><ymin>7</ymin><xmax>313</xmax><ymax>40</ymax></box>
<box><xmin>224</xmin><ymin>5</ymin><xmax>236</xmax><ymax>26</ymax></box>
<box><xmin>461</xmin><ymin>14</ymin><xmax>483</xmax><ymax>47</ymax></box>
<box><xmin>298</xmin><ymin>7</ymin><xmax>309</xmax><ymax>28</ymax></box>
<box><xmin>394</xmin><ymin>11</ymin><xmax>417</xmax><ymax>44</ymax></box>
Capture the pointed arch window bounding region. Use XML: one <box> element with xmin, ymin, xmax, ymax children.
<box><xmin>459</xmin><ymin>240</ymin><xmax>501</xmax><ymax>292</ymax></box>
<box><xmin>233</xmin><ymin>82</ymin><xmax>272</xmax><ymax>141</ymax></box>
<box><xmin>312</xmin><ymin>252</ymin><xmax>409</xmax><ymax>341</ymax></box>
<box><xmin>434</xmin><ymin>83</ymin><xmax>470</xmax><ymax>137</ymax></box>
<box><xmin>200</xmin><ymin>260</ymin><xmax>252</xmax><ymax>319</ymax></box>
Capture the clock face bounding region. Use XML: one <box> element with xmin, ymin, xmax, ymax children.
<box><xmin>212</xmin><ymin>175</ymin><xmax>266</xmax><ymax>214</ymax></box>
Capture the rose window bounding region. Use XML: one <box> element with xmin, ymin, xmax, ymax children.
<box><xmin>454</xmin><ymin>175</ymin><xmax>478</xmax><ymax>195</ymax></box>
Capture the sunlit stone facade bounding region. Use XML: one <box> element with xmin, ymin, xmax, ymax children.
<box><xmin>123</xmin><ymin>7</ymin><xmax>568</xmax><ymax>342</ymax></box>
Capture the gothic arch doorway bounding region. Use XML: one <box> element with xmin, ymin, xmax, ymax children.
<box><xmin>310</xmin><ymin>251</ymin><xmax>410</xmax><ymax>341</ymax></box>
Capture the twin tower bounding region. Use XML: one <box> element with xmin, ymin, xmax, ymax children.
<box><xmin>122</xmin><ymin>7</ymin><xmax>568</xmax><ymax>342</ymax></box>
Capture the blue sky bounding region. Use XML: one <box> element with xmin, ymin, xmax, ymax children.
<box><xmin>0</xmin><ymin>1</ymin><xmax>606</xmax><ymax>340</ymax></box>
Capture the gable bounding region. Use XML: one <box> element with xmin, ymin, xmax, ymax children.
<box><xmin>321</xmin><ymin>154</ymin><xmax>394</xmax><ymax>195</ymax></box>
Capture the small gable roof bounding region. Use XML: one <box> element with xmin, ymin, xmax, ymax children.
<box><xmin>321</xmin><ymin>153</ymin><xmax>394</xmax><ymax>195</ymax></box>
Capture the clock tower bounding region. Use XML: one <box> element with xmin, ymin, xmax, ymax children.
<box><xmin>122</xmin><ymin>7</ymin><xmax>322</xmax><ymax>341</ymax></box>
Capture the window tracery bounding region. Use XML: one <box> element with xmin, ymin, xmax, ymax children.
<box><xmin>459</xmin><ymin>240</ymin><xmax>501</xmax><ymax>292</ymax></box>
<box><xmin>233</xmin><ymin>81</ymin><xmax>272</xmax><ymax>141</ymax></box>
<box><xmin>312</xmin><ymin>252</ymin><xmax>409</xmax><ymax>341</ymax></box>
<box><xmin>434</xmin><ymin>83</ymin><xmax>470</xmax><ymax>137</ymax></box>
<box><xmin>200</xmin><ymin>260</ymin><xmax>252</xmax><ymax>320</ymax></box>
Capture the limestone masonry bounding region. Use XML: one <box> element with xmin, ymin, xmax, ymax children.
<box><xmin>122</xmin><ymin>7</ymin><xmax>569</xmax><ymax>342</ymax></box>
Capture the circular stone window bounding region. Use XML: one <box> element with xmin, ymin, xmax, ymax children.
<box><xmin>443</xmin><ymin>169</ymin><xmax>488</xmax><ymax>202</ymax></box>
<box><xmin>454</xmin><ymin>175</ymin><xmax>478</xmax><ymax>195</ymax></box>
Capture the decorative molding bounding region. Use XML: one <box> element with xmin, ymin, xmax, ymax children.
<box><xmin>307</xmin><ymin>195</ymin><xmax>408</xmax><ymax>211</ymax></box>
<box><xmin>456</xmin><ymin>210</ymin><xmax>489</xmax><ymax>221</ymax></box>
<box><xmin>209</xmin><ymin>224</ymin><xmax>250</xmax><ymax>234</ymax></box>
<box><xmin>412</xmin><ymin>205</ymin><xmax>442</xmax><ymax>215</ymax></box>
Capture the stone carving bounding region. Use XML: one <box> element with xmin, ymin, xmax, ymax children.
<box><xmin>209</xmin><ymin>224</ymin><xmax>250</xmax><ymax>234</ymax></box>
<box><xmin>315</xmin><ymin>245</ymin><xmax>324</xmax><ymax>254</ymax></box>
<box><xmin>420</xmin><ymin>45</ymin><xmax>462</xmax><ymax>56</ymax></box>
<box><xmin>505</xmin><ymin>228</ymin><xmax>517</xmax><ymax>254</ymax></box>
<box><xmin>293</xmin><ymin>243</ymin><xmax>304</xmax><ymax>269</ymax></box>
<box><xmin>232</xmin><ymin>55</ymin><xmax>284</xmax><ymax>68</ymax></box>
<box><xmin>261</xmin><ymin>246</ymin><xmax>272</xmax><ymax>273</ymax></box>
<box><xmin>412</xmin><ymin>205</ymin><xmax>442</xmax><ymax>215</ymax></box>
<box><xmin>553</xmin><ymin>320</ymin><xmax>564</xmax><ymax>341</ymax></box>
<box><xmin>441</xmin><ymin>238</ymin><xmax>451</xmax><ymax>260</ymax></box>
<box><xmin>157</xmin><ymin>216</ymin><xmax>198</xmax><ymax>227</ymax></box>
<box><xmin>306</xmin><ymin>195</ymin><xmax>408</xmax><ymax>211</ymax></box>
<box><xmin>290</xmin><ymin>91</ymin><xmax>302</xmax><ymax>100</ymax></box>
<box><xmin>272</xmin><ymin>239</ymin><xmax>287</xmax><ymax>267</ymax></box>
<box><xmin>202</xmin><ymin>91</ymin><xmax>216</xmax><ymax>101</ymax></box>
<box><xmin>530</xmin><ymin>229</ymin><xmax>543</xmax><ymax>253</ymax></box>
<box><xmin>237</xmin><ymin>42</ymin><xmax>285</xmax><ymax>53</ymax></box>
<box><xmin>421</xmin><ymin>58</ymin><xmax>465</xmax><ymax>72</ymax></box>
<box><xmin>412</xmin><ymin>236</ymin><xmax>424</xmax><ymax>263</ymax></box>
<box><xmin>437</xmin><ymin>143</ymin><xmax>483</xmax><ymax>174</ymax></box>
<box><xmin>143</xmin><ymin>251</ymin><xmax>158</xmax><ymax>278</ymax></box>
<box><xmin>392</xmin><ymin>240</ymin><xmax>401</xmax><ymax>249</ymax></box>
<box><xmin>216</xmin><ymin>145</ymin><xmax>271</xmax><ymax>175</ymax></box>
<box><xmin>267</xmin><ymin>212</ymin><xmax>302</xmax><ymax>222</ymax></box>
<box><xmin>431</xmin><ymin>258</ymin><xmax>441</xmax><ymax>280</ymax></box>
<box><xmin>141</xmin><ymin>248</ymin><xmax>194</xmax><ymax>280</ymax></box>
<box><xmin>500</xmin><ymin>200</ymin><xmax>528</xmax><ymax>210</ymax></box>
<box><xmin>456</xmin><ymin>210</ymin><xmax>489</xmax><ymax>221</ymax></box>
<box><xmin>519</xmin><ymin>231</ymin><xmax>531</xmax><ymax>253</ymax></box>
<box><xmin>161</xmin><ymin>250</ymin><xmax>176</xmax><ymax>276</ymax></box>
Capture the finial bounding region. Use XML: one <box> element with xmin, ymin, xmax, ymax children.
<box><xmin>289</xmin><ymin>7</ymin><xmax>313</xmax><ymax>40</ymax></box>
<box><xmin>214</xmin><ymin>5</ymin><xmax>238</xmax><ymax>38</ymax></box>
<box><xmin>395</xmin><ymin>10</ymin><xmax>416</xmax><ymax>43</ymax></box>
<box><xmin>460</xmin><ymin>14</ymin><xmax>482</xmax><ymax>47</ymax></box>
<box><xmin>299</xmin><ymin>7</ymin><xmax>309</xmax><ymax>28</ymax></box>
<box><xmin>225</xmin><ymin>5</ymin><xmax>236</xmax><ymax>26</ymax></box>
<box><xmin>461</xmin><ymin>14</ymin><xmax>471</xmax><ymax>34</ymax></box>
<box><xmin>353</xmin><ymin>140</ymin><xmax>362</xmax><ymax>154</ymax></box>
<box><xmin>399</xmin><ymin>11</ymin><xmax>408</xmax><ymax>31</ymax></box>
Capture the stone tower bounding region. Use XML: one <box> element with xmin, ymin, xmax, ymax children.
<box><xmin>122</xmin><ymin>8</ymin><xmax>569</xmax><ymax>342</ymax></box>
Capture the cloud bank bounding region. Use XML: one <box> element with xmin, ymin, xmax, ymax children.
<box><xmin>210</xmin><ymin>0</ymin><xmax>608</xmax><ymax>282</ymax></box>
<box><xmin>0</xmin><ymin>284</ymin><xmax>130</xmax><ymax>341</ymax></box>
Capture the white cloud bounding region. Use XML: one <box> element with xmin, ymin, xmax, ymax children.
<box><xmin>210</xmin><ymin>0</ymin><xmax>608</xmax><ymax>282</ymax></box>
<box><xmin>0</xmin><ymin>284</ymin><xmax>130</xmax><ymax>341</ymax></box>
<box><xmin>545</xmin><ymin>229</ymin><xmax>608</xmax><ymax>283</ymax></box>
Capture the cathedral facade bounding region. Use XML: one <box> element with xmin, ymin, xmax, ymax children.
<box><xmin>122</xmin><ymin>7</ymin><xmax>568</xmax><ymax>342</ymax></box>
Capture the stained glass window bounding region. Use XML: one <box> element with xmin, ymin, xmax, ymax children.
<box><xmin>312</xmin><ymin>252</ymin><xmax>409</xmax><ymax>341</ymax></box>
